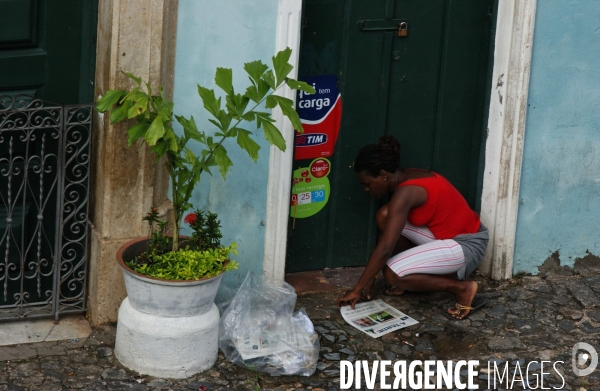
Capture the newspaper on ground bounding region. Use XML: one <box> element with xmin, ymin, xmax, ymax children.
<box><xmin>235</xmin><ymin>322</ymin><xmax>317</xmax><ymax>360</ymax></box>
<box><xmin>340</xmin><ymin>299</ymin><xmax>418</xmax><ymax>338</ymax></box>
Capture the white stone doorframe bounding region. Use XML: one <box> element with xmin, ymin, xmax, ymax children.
<box><xmin>479</xmin><ymin>0</ymin><xmax>538</xmax><ymax>280</ymax></box>
<box><xmin>263</xmin><ymin>0</ymin><xmax>538</xmax><ymax>281</ymax></box>
<box><xmin>263</xmin><ymin>0</ymin><xmax>303</xmax><ymax>281</ymax></box>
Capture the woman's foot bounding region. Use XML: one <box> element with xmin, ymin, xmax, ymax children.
<box><xmin>384</xmin><ymin>286</ymin><xmax>405</xmax><ymax>296</ymax></box>
<box><xmin>447</xmin><ymin>281</ymin><xmax>478</xmax><ymax>319</ymax></box>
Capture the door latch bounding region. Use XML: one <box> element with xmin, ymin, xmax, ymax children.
<box><xmin>358</xmin><ymin>19</ymin><xmax>410</xmax><ymax>37</ymax></box>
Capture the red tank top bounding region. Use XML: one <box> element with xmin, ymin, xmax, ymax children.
<box><xmin>398</xmin><ymin>172</ymin><xmax>480</xmax><ymax>239</ymax></box>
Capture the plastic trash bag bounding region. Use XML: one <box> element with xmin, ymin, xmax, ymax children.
<box><xmin>219</xmin><ymin>271</ymin><xmax>319</xmax><ymax>376</ymax></box>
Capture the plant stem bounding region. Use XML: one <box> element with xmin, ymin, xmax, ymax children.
<box><xmin>167</xmin><ymin>154</ymin><xmax>180</xmax><ymax>252</ymax></box>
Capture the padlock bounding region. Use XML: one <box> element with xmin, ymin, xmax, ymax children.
<box><xmin>397</xmin><ymin>22</ymin><xmax>408</xmax><ymax>37</ymax></box>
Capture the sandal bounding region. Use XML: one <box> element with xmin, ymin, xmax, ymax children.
<box><xmin>443</xmin><ymin>298</ymin><xmax>487</xmax><ymax>320</ymax></box>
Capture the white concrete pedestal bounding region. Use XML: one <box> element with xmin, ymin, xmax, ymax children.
<box><xmin>114</xmin><ymin>298</ymin><xmax>219</xmax><ymax>378</ymax></box>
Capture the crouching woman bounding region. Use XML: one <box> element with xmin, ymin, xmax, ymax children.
<box><xmin>336</xmin><ymin>136</ymin><xmax>488</xmax><ymax>319</ymax></box>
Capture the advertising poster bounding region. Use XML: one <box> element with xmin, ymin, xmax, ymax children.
<box><xmin>294</xmin><ymin>75</ymin><xmax>342</xmax><ymax>160</ymax></box>
<box><xmin>290</xmin><ymin>158</ymin><xmax>331</xmax><ymax>219</ymax></box>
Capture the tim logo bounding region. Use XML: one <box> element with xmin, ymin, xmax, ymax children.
<box><xmin>296</xmin><ymin>133</ymin><xmax>327</xmax><ymax>147</ymax></box>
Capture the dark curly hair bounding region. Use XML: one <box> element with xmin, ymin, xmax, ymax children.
<box><xmin>353</xmin><ymin>135</ymin><xmax>401</xmax><ymax>177</ymax></box>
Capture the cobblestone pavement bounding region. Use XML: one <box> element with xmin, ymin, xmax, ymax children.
<box><xmin>1</xmin><ymin>265</ymin><xmax>600</xmax><ymax>391</ymax></box>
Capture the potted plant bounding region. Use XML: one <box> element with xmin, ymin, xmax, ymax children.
<box><xmin>95</xmin><ymin>48</ymin><xmax>314</xmax><ymax>378</ymax></box>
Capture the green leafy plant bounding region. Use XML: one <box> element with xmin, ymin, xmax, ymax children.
<box><xmin>96</xmin><ymin>48</ymin><xmax>314</xmax><ymax>280</ymax></box>
<box><xmin>126</xmin><ymin>245</ymin><xmax>238</xmax><ymax>280</ymax></box>
<box><xmin>184</xmin><ymin>210</ymin><xmax>223</xmax><ymax>251</ymax></box>
<box><xmin>143</xmin><ymin>207</ymin><xmax>169</xmax><ymax>255</ymax></box>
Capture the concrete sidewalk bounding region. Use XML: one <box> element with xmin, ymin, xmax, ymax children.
<box><xmin>1</xmin><ymin>263</ymin><xmax>599</xmax><ymax>390</ymax></box>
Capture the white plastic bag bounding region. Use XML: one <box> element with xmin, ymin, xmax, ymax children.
<box><xmin>218</xmin><ymin>271</ymin><xmax>319</xmax><ymax>376</ymax></box>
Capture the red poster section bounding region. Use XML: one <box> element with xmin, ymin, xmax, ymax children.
<box><xmin>294</xmin><ymin>75</ymin><xmax>342</xmax><ymax>160</ymax></box>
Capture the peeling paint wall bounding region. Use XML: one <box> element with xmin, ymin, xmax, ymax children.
<box><xmin>513</xmin><ymin>1</ymin><xmax>600</xmax><ymax>273</ymax></box>
<box><xmin>172</xmin><ymin>1</ymin><xmax>278</xmax><ymax>299</ymax></box>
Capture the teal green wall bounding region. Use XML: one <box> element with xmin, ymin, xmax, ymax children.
<box><xmin>513</xmin><ymin>1</ymin><xmax>600</xmax><ymax>273</ymax></box>
<box><xmin>173</xmin><ymin>1</ymin><xmax>279</xmax><ymax>303</ymax></box>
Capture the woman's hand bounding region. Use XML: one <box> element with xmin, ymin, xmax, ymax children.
<box><xmin>337</xmin><ymin>288</ymin><xmax>362</xmax><ymax>309</ymax></box>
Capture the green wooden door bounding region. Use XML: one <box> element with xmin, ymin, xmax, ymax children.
<box><xmin>286</xmin><ymin>0</ymin><xmax>495</xmax><ymax>272</ymax></box>
<box><xmin>0</xmin><ymin>0</ymin><xmax>97</xmax><ymax>103</ymax></box>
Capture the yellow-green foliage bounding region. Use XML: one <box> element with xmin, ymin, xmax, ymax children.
<box><xmin>127</xmin><ymin>244</ymin><xmax>238</xmax><ymax>280</ymax></box>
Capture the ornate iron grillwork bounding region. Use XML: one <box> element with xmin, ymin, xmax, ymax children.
<box><xmin>0</xmin><ymin>95</ymin><xmax>92</xmax><ymax>321</ymax></box>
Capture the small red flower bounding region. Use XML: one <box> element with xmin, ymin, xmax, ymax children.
<box><xmin>184</xmin><ymin>213</ymin><xmax>197</xmax><ymax>225</ymax></box>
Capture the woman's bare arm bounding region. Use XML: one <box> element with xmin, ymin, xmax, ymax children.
<box><xmin>337</xmin><ymin>185</ymin><xmax>427</xmax><ymax>308</ymax></box>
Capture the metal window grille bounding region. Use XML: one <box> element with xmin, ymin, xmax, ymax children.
<box><xmin>0</xmin><ymin>95</ymin><xmax>92</xmax><ymax>321</ymax></box>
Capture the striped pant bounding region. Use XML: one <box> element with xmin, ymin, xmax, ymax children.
<box><xmin>386</xmin><ymin>222</ymin><xmax>465</xmax><ymax>277</ymax></box>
